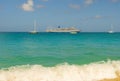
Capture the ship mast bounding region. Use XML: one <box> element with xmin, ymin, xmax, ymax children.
<box><xmin>34</xmin><ymin>20</ymin><xmax>37</xmax><ymax>32</ymax></box>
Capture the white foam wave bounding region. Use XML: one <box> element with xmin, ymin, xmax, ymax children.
<box><xmin>0</xmin><ymin>60</ymin><xmax>120</xmax><ymax>81</ymax></box>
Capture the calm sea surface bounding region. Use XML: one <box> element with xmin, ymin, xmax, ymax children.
<box><xmin>0</xmin><ymin>32</ymin><xmax>120</xmax><ymax>68</ymax></box>
<box><xmin>0</xmin><ymin>32</ymin><xmax>120</xmax><ymax>81</ymax></box>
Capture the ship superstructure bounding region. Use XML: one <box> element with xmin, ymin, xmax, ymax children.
<box><xmin>46</xmin><ymin>26</ymin><xmax>80</xmax><ymax>33</ymax></box>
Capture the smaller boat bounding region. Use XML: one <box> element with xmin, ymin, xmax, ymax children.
<box><xmin>70</xmin><ymin>31</ymin><xmax>78</xmax><ymax>34</ymax></box>
<box><xmin>30</xmin><ymin>20</ymin><xmax>37</xmax><ymax>34</ymax></box>
<box><xmin>108</xmin><ymin>24</ymin><xmax>114</xmax><ymax>33</ymax></box>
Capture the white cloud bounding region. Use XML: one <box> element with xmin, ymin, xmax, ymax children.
<box><xmin>94</xmin><ymin>15</ymin><xmax>102</xmax><ymax>19</ymax></box>
<box><xmin>84</xmin><ymin>0</ymin><xmax>95</xmax><ymax>5</ymax></box>
<box><xmin>84</xmin><ymin>15</ymin><xmax>105</xmax><ymax>20</ymax></box>
<box><xmin>37</xmin><ymin>5</ymin><xmax>45</xmax><ymax>8</ymax></box>
<box><xmin>94</xmin><ymin>15</ymin><xmax>111</xmax><ymax>19</ymax></box>
<box><xmin>69</xmin><ymin>4</ymin><xmax>80</xmax><ymax>10</ymax></box>
<box><xmin>21</xmin><ymin>0</ymin><xmax>34</xmax><ymax>11</ymax></box>
<box><xmin>41</xmin><ymin>0</ymin><xmax>48</xmax><ymax>2</ymax></box>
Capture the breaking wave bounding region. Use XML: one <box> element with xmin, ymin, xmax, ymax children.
<box><xmin>0</xmin><ymin>60</ymin><xmax>120</xmax><ymax>81</ymax></box>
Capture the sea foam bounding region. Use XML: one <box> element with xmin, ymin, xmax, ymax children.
<box><xmin>0</xmin><ymin>60</ymin><xmax>120</xmax><ymax>81</ymax></box>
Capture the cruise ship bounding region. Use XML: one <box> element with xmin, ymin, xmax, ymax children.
<box><xmin>46</xmin><ymin>26</ymin><xmax>80</xmax><ymax>33</ymax></box>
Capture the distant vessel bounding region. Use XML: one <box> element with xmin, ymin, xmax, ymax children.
<box><xmin>108</xmin><ymin>24</ymin><xmax>114</xmax><ymax>33</ymax></box>
<box><xmin>30</xmin><ymin>20</ymin><xmax>37</xmax><ymax>34</ymax></box>
<box><xmin>46</xmin><ymin>26</ymin><xmax>80</xmax><ymax>33</ymax></box>
<box><xmin>70</xmin><ymin>31</ymin><xmax>78</xmax><ymax>34</ymax></box>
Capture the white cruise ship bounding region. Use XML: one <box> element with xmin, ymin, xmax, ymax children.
<box><xmin>46</xmin><ymin>26</ymin><xmax>80</xmax><ymax>33</ymax></box>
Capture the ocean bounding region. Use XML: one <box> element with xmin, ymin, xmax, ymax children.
<box><xmin>0</xmin><ymin>32</ymin><xmax>120</xmax><ymax>81</ymax></box>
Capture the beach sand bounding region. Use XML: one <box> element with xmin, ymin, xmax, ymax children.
<box><xmin>100</xmin><ymin>77</ymin><xmax>120</xmax><ymax>81</ymax></box>
<box><xmin>100</xmin><ymin>71</ymin><xmax>120</xmax><ymax>81</ymax></box>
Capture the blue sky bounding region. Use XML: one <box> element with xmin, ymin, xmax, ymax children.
<box><xmin>0</xmin><ymin>0</ymin><xmax>120</xmax><ymax>32</ymax></box>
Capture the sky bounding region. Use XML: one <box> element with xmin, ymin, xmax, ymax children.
<box><xmin>0</xmin><ymin>0</ymin><xmax>120</xmax><ymax>32</ymax></box>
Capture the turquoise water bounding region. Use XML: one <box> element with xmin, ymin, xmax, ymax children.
<box><xmin>0</xmin><ymin>32</ymin><xmax>120</xmax><ymax>68</ymax></box>
<box><xmin>0</xmin><ymin>32</ymin><xmax>120</xmax><ymax>81</ymax></box>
